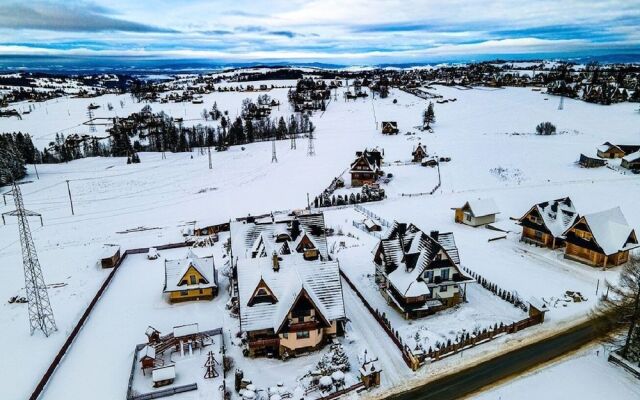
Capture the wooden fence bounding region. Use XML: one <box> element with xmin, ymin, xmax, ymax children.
<box><xmin>317</xmin><ymin>381</ymin><xmax>365</xmax><ymax>400</ymax></box>
<box><xmin>29</xmin><ymin>241</ymin><xmax>193</xmax><ymax>400</ymax></box>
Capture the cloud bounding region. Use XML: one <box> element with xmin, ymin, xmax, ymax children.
<box><xmin>0</xmin><ymin>1</ymin><xmax>175</xmax><ymax>33</ymax></box>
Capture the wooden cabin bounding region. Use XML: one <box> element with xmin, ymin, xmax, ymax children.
<box><xmin>373</xmin><ymin>222</ymin><xmax>474</xmax><ymax>319</ymax></box>
<box><xmin>596</xmin><ymin>142</ymin><xmax>625</xmax><ymax>159</ymax></box>
<box><xmin>517</xmin><ymin>197</ymin><xmax>579</xmax><ymax>249</ymax></box>
<box><xmin>381</xmin><ymin>121</ymin><xmax>399</xmax><ymax>135</ymax></box>
<box><xmin>350</xmin><ymin>149</ymin><xmax>383</xmax><ymax>187</ymax></box>
<box><xmin>152</xmin><ymin>365</ymin><xmax>176</xmax><ymax>387</ymax></box>
<box><xmin>163</xmin><ymin>251</ymin><xmax>218</xmax><ymax>303</ymax></box>
<box><xmin>237</xmin><ymin>256</ymin><xmax>346</xmax><ymax>358</ymax></box>
<box><xmin>453</xmin><ymin>199</ymin><xmax>499</xmax><ymax>227</ymax></box>
<box><xmin>579</xmin><ymin>153</ymin><xmax>606</xmax><ymax>168</ymax></box>
<box><xmin>562</xmin><ymin>207</ymin><xmax>639</xmax><ymax>268</ymax></box>
<box><xmin>412</xmin><ymin>143</ymin><xmax>427</xmax><ymax>162</ymax></box>
<box><xmin>621</xmin><ymin>150</ymin><xmax>640</xmax><ymax>171</ymax></box>
<box><xmin>100</xmin><ymin>245</ymin><xmax>121</xmax><ymax>268</ymax></box>
<box><xmin>138</xmin><ymin>345</ymin><xmax>157</xmax><ymax>372</ymax></box>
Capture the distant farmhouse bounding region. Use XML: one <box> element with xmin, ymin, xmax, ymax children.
<box><xmin>230</xmin><ymin>212</ymin><xmax>346</xmax><ymax>358</ymax></box>
<box><xmin>562</xmin><ymin>207</ymin><xmax>638</xmax><ymax>268</ymax></box>
<box><xmin>163</xmin><ymin>251</ymin><xmax>218</xmax><ymax>303</ymax></box>
<box><xmin>350</xmin><ymin>148</ymin><xmax>384</xmax><ymax>187</ymax></box>
<box><xmin>517</xmin><ymin>197</ymin><xmax>579</xmax><ymax>249</ymax></box>
<box><xmin>381</xmin><ymin>121</ymin><xmax>399</xmax><ymax>135</ymax></box>
<box><xmin>411</xmin><ymin>143</ymin><xmax>427</xmax><ymax>163</ymax></box>
<box><xmin>453</xmin><ymin>199</ymin><xmax>500</xmax><ymax>227</ymax></box>
<box><xmin>373</xmin><ymin>222</ymin><xmax>474</xmax><ymax>319</ymax></box>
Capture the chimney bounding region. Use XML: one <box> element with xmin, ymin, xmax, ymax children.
<box><xmin>272</xmin><ymin>252</ymin><xmax>280</xmax><ymax>272</ymax></box>
<box><xmin>430</xmin><ymin>230</ymin><xmax>439</xmax><ymax>241</ymax></box>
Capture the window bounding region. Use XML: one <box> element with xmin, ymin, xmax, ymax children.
<box><xmin>441</xmin><ymin>269</ymin><xmax>450</xmax><ymax>281</ymax></box>
<box><xmin>424</xmin><ymin>270</ymin><xmax>434</xmax><ymax>282</ymax></box>
<box><xmin>180</xmin><ymin>290</ymin><xmax>188</xmax><ymax>296</ymax></box>
<box><xmin>465</xmin><ymin>214</ymin><xmax>471</xmax><ymax>221</ymax></box>
<box><xmin>190</xmin><ymin>275</ymin><xmax>197</xmax><ymax>285</ymax></box>
<box><xmin>296</xmin><ymin>331</ymin><xmax>310</xmax><ymax>339</ymax></box>
<box><xmin>282</xmin><ymin>332</ymin><xmax>288</xmax><ymax>339</ymax></box>
<box><xmin>440</xmin><ymin>285</ymin><xmax>447</xmax><ymax>292</ymax></box>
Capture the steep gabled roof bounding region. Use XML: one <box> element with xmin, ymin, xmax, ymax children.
<box><xmin>237</xmin><ymin>256</ymin><xmax>345</xmax><ymax>333</ymax></box>
<box><xmin>163</xmin><ymin>250</ymin><xmax>217</xmax><ymax>293</ymax></box>
<box><xmin>519</xmin><ymin>197</ymin><xmax>579</xmax><ymax>238</ymax></box>
<box><xmin>462</xmin><ymin>198</ymin><xmax>500</xmax><ymax>218</ymax></box>
<box><xmin>564</xmin><ymin>207</ymin><xmax>639</xmax><ymax>255</ymax></box>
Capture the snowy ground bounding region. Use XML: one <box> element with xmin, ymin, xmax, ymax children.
<box><xmin>1</xmin><ymin>81</ymin><xmax>639</xmax><ymax>399</ymax></box>
<box><xmin>470</xmin><ymin>344</ymin><xmax>640</xmax><ymax>400</ymax></box>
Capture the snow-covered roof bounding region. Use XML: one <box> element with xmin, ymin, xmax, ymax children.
<box><xmin>100</xmin><ymin>245</ymin><xmax>120</xmax><ymax>259</ymax></box>
<box><xmin>230</xmin><ymin>213</ymin><xmax>329</xmax><ymax>262</ymax></box>
<box><xmin>463</xmin><ymin>198</ymin><xmax>500</xmax><ymax>217</ymax></box>
<box><xmin>138</xmin><ymin>345</ymin><xmax>155</xmax><ymax>360</ymax></box>
<box><xmin>237</xmin><ymin>256</ymin><xmax>345</xmax><ymax>333</ymax></box>
<box><xmin>622</xmin><ymin>150</ymin><xmax>640</xmax><ymax>163</ymax></box>
<box><xmin>152</xmin><ymin>365</ymin><xmax>175</xmax><ymax>382</ymax></box>
<box><xmin>378</xmin><ymin>222</ymin><xmax>471</xmax><ymax>297</ymax></box>
<box><xmin>524</xmin><ymin>197</ymin><xmax>579</xmax><ymax>238</ymax></box>
<box><xmin>163</xmin><ymin>250</ymin><xmax>217</xmax><ymax>293</ymax></box>
<box><xmin>173</xmin><ymin>323</ymin><xmax>198</xmax><ymax>338</ymax></box>
<box><xmin>576</xmin><ymin>207</ymin><xmax>638</xmax><ymax>255</ymax></box>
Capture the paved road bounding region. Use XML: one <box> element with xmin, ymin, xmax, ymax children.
<box><xmin>387</xmin><ymin>319</ymin><xmax>602</xmax><ymax>400</ymax></box>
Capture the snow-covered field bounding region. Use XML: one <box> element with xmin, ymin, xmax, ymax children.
<box><xmin>1</xmin><ymin>80</ymin><xmax>639</xmax><ymax>399</ymax></box>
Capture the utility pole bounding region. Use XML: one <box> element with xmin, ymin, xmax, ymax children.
<box><xmin>306</xmin><ymin>193</ymin><xmax>311</xmax><ymax>210</ymax></box>
<box><xmin>66</xmin><ymin>180</ymin><xmax>75</xmax><ymax>215</ymax></box>
<box><xmin>271</xmin><ymin>138</ymin><xmax>278</xmax><ymax>163</ymax></box>
<box><xmin>291</xmin><ymin>134</ymin><xmax>296</xmax><ymax>150</ymax></box>
<box><xmin>307</xmin><ymin>130</ymin><xmax>315</xmax><ymax>156</ymax></box>
<box><xmin>33</xmin><ymin>163</ymin><xmax>39</xmax><ymax>180</ymax></box>
<box><xmin>1</xmin><ymin>153</ymin><xmax>56</xmax><ymax>337</ymax></box>
<box><xmin>207</xmin><ymin>146</ymin><xmax>212</xmax><ymax>170</ymax></box>
<box><xmin>558</xmin><ymin>95</ymin><xmax>564</xmax><ymax>110</ymax></box>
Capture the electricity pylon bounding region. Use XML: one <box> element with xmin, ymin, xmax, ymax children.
<box><xmin>1</xmin><ymin>151</ymin><xmax>57</xmax><ymax>337</ymax></box>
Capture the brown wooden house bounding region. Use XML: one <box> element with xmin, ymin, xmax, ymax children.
<box><xmin>517</xmin><ymin>197</ymin><xmax>579</xmax><ymax>249</ymax></box>
<box><xmin>596</xmin><ymin>142</ymin><xmax>625</xmax><ymax>159</ymax></box>
<box><xmin>350</xmin><ymin>149</ymin><xmax>384</xmax><ymax>187</ymax></box>
<box><xmin>381</xmin><ymin>121</ymin><xmax>399</xmax><ymax>135</ymax></box>
<box><xmin>579</xmin><ymin>153</ymin><xmax>606</xmax><ymax>168</ymax></box>
<box><xmin>562</xmin><ymin>207</ymin><xmax>638</xmax><ymax>268</ymax></box>
<box><xmin>412</xmin><ymin>143</ymin><xmax>427</xmax><ymax>162</ymax></box>
<box><xmin>621</xmin><ymin>150</ymin><xmax>640</xmax><ymax>171</ymax></box>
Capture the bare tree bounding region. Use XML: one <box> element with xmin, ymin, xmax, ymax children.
<box><xmin>595</xmin><ymin>257</ymin><xmax>640</xmax><ymax>362</ymax></box>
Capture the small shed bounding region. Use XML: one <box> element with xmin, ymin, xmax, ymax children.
<box><xmin>138</xmin><ymin>345</ymin><xmax>156</xmax><ymax>371</ymax></box>
<box><xmin>100</xmin><ymin>245</ymin><xmax>121</xmax><ymax>268</ymax></box>
<box><xmin>152</xmin><ymin>365</ymin><xmax>176</xmax><ymax>387</ymax></box>
<box><xmin>453</xmin><ymin>199</ymin><xmax>500</xmax><ymax>227</ymax></box>
<box><xmin>412</xmin><ymin>143</ymin><xmax>427</xmax><ymax>162</ymax></box>
<box><xmin>360</xmin><ymin>360</ymin><xmax>381</xmax><ymax>388</ymax></box>
<box><xmin>528</xmin><ymin>297</ymin><xmax>549</xmax><ymax>323</ymax></box>
<box><xmin>621</xmin><ymin>150</ymin><xmax>640</xmax><ymax>171</ymax></box>
<box><xmin>579</xmin><ymin>153</ymin><xmax>606</xmax><ymax>168</ymax></box>
<box><xmin>363</xmin><ymin>218</ymin><xmax>382</xmax><ymax>232</ymax></box>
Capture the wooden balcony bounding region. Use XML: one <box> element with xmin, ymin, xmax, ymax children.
<box><xmin>248</xmin><ymin>337</ymin><xmax>280</xmax><ymax>349</ymax></box>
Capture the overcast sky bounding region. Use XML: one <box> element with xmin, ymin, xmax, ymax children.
<box><xmin>0</xmin><ymin>0</ymin><xmax>639</xmax><ymax>63</ymax></box>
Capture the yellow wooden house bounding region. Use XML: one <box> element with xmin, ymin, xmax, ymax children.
<box><xmin>163</xmin><ymin>250</ymin><xmax>218</xmax><ymax>303</ymax></box>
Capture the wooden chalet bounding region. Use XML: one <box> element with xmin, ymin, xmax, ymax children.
<box><xmin>453</xmin><ymin>199</ymin><xmax>500</xmax><ymax>227</ymax></box>
<box><xmin>562</xmin><ymin>207</ymin><xmax>639</xmax><ymax>268</ymax></box>
<box><xmin>381</xmin><ymin>121</ymin><xmax>399</xmax><ymax>135</ymax></box>
<box><xmin>412</xmin><ymin>143</ymin><xmax>427</xmax><ymax>162</ymax></box>
<box><xmin>373</xmin><ymin>222</ymin><xmax>474</xmax><ymax>319</ymax></box>
<box><xmin>579</xmin><ymin>153</ymin><xmax>606</xmax><ymax>168</ymax></box>
<box><xmin>517</xmin><ymin>197</ymin><xmax>579</xmax><ymax>249</ymax></box>
<box><xmin>350</xmin><ymin>149</ymin><xmax>384</xmax><ymax>187</ymax></box>
<box><xmin>597</xmin><ymin>142</ymin><xmax>625</xmax><ymax>159</ymax></box>
<box><xmin>237</xmin><ymin>255</ymin><xmax>346</xmax><ymax>358</ymax></box>
<box><xmin>163</xmin><ymin>251</ymin><xmax>218</xmax><ymax>303</ymax></box>
<box><xmin>621</xmin><ymin>150</ymin><xmax>640</xmax><ymax>171</ymax></box>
